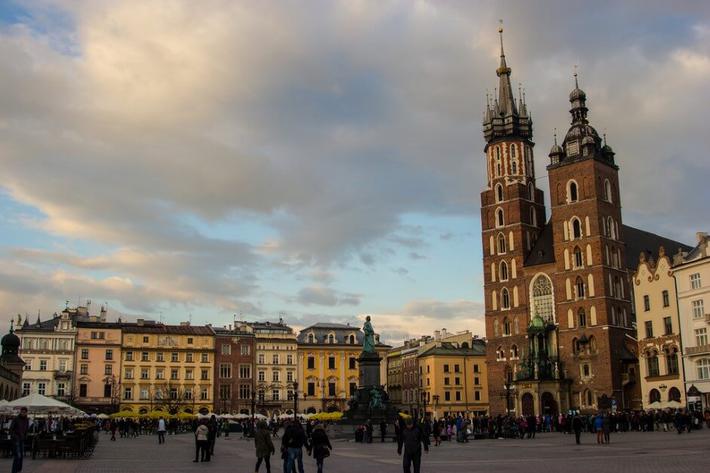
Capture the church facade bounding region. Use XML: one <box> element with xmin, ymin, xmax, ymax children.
<box><xmin>481</xmin><ymin>28</ymin><xmax>688</xmax><ymax>416</ymax></box>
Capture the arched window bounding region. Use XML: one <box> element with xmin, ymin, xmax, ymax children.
<box><xmin>614</xmin><ymin>276</ymin><xmax>622</xmax><ymax>298</ymax></box>
<box><xmin>568</xmin><ymin>180</ymin><xmax>578</xmax><ymax>202</ymax></box>
<box><xmin>495</xmin><ymin>147</ymin><xmax>502</xmax><ymax>176</ymax></box>
<box><xmin>649</xmin><ymin>389</ymin><xmax>661</xmax><ymax>403</ymax></box>
<box><xmin>496</xmin><ymin>208</ymin><xmax>505</xmax><ymax>227</ymax></box>
<box><xmin>573</xmin><ymin>246</ymin><xmax>584</xmax><ymax>268</ymax></box>
<box><xmin>586</xmin><ymin>390</ymin><xmax>594</xmax><ymax>406</ymax></box>
<box><xmin>603</xmin><ymin>179</ymin><xmax>612</xmax><ymax>202</ymax></box>
<box><xmin>607</xmin><ymin>217</ymin><xmax>615</xmax><ymax>239</ymax></box>
<box><xmin>511</xmin><ymin>344</ymin><xmax>519</xmax><ymax>359</ymax></box>
<box><xmin>499</xmin><ymin>261</ymin><xmax>509</xmax><ymax>281</ymax></box>
<box><xmin>349</xmin><ymin>334</ymin><xmax>356</xmax><ymax>344</ymax></box>
<box><xmin>571</xmin><ymin>218</ymin><xmax>582</xmax><ymax>239</ymax></box>
<box><xmin>578</xmin><ymin>308</ymin><xmax>587</xmax><ymax>327</ymax></box>
<box><xmin>501</xmin><ymin>289</ymin><xmax>510</xmax><ymax>310</ymax></box>
<box><xmin>511</xmin><ymin>159</ymin><xmax>518</xmax><ymax>175</ymax></box>
<box><xmin>497</xmin><ymin>233</ymin><xmax>507</xmax><ymax>254</ymax></box>
<box><xmin>668</xmin><ymin>387</ymin><xmax>681</xmax><ymax>402</ymax></box>
<box><xmin>647</xmin><ymin>350</ymin><xmax>659</xmax><ymax>377</ymax></box>
<box><xmin>575</xmin><ymin>277</ymin><xmax>585</xmax><ymax>299</ymax></box>
<box><xmin>665</xmin><ymin>346</ymin><xmax>679</xmax><ymax>375</ymax></box>
<box><xmin>528</xmin><ymin>182</ymin><xmax>535</xmax><ymax>201</ymax></box>
<box><xmin>503</xmin><ymin>317</ymin><xmax>511</xmax><ymax>334</ymax></box>
<box><xmin>529</xmin><ymin>207</ymin><xmax>537</xmax><ymax>226</ymax></box>
<box><xmin>496</xmin><ymin>346</ymin><xmax>505</xmax><ymax>361</ymax></box>
<box><xmin>525</xmin><ymin>147</ymin><xmax>533</xmax><ymax>177</ymax></box>
<box><xmin>510</xmin><ymin>143</ymin><xmax>517</xmax><ymax>159</ymax></box>
<box><xmin>307</xmin><ymin>333</ymin><xmax>315</xmax><ymax>344</ymax></box>
<box><xmin>588</xmin><ymin>336</ymin><xmax>597</xmax><ymax>353</ymax></box>
<box><xmin>531</xmin><ymin>275</ymin><xmax>554</xmax><ymax>322</ymax></box>
<box><xmin>495</xmin><ymin>184</ymin><xmax>504</xmax><ymax>202</ymax></box>
<box><xmin>572</xmin><ymin>337</ymin><xmax>579</xmax><ymax>354</ymax></box>
<box><xmin>610</xmin><ymin>247</ymin><xmax>619</xmax><ymax>268</ymax></box>
<box><xmin>327</xmin><ymin>334</ymin><xmax>335</xmax><ymax>344</ymax></box>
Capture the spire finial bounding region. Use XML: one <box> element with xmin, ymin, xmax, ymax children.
<box><xmin>553</xmin><ymin>128</ymin><xmax>558</xmax><ymax>145</ymax></box>
<box><xmin>9</xmin><ymin>320</ymin><xmax>14</xmax><ymax>334</ymax></box>
<box><xmin>498</xmin><ymin>19</ymin><xmax>504</xmax><ymax>57</ymax></box>
<box><xmin>603</xmin><ymin>131</ymin><xmax>607</xmax><ymax>146</ymax></box>
<box><xmin>518</xmin><ymin>82</ymin><xmax>522</xmax><ymax>104</ymax></box>
<box><xmin>573</xmin><ymin>64</ymin><xmax>579</xmax><ymax>88</ymax></box>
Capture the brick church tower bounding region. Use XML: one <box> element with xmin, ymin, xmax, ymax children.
<box><xmin>482</xmin><ymin>27</ymin><xmax>645</xmax><ymax>415</ymax></box>
<box><xmin>481</xmin><ymin>26</ymin><xmax>546</xmax><ymax>414</ymax></box>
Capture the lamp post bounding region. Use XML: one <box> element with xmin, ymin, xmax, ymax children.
<box><xmin>504</xmin><ymin>382</ymin><xmax>512</xmax><ymax>415</ymax></box>
<box><xmin>293</xmin><ymin>382</ymin><xmax>299</xmax><ymax>421</ymax></box>
<box><xmin>251</xmin><ymin>389</ymin><xmax>256</xmax><ymax>427</ymax></box>
<box><xmin>420</xmin><ymin>391</ymin><xmax>427</xmax><ymax>421</ymax></box>
<box><xmin>432</xmin><ymin>394</ymin><xmax>439</xmax><ymax>419</ymax></box>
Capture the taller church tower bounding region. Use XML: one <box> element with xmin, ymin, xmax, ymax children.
<box><xmin>481</xmin><ymin>25</ymin><xmax>546</xmax><ymax>414</ymax></box>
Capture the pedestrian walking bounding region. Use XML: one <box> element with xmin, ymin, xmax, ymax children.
<box><xmin>10</xmin><ymin>407</ymin><xmax>29</xmax><ymax>473</ymax></box>
<box><xmin>157</xmin><ymin>417</ymin><xmax>167</xmax><ymax>444</ymax></box>
<box><xmin>309</xmin><ymin>424</ymin><xmax>332</xmax><ymax>473</ymax></box>
<box><xmin>380</xmin><ymin>420</ymin><xmax>387</xmax><ymax>443</ymax></box>
<box><xmin>594</xmin><ymin>413</ymin><xmax>604</xmax><ymax>444</ymax></box>
<box><xmin>397</xmin><ymin>418</ymin><xmax>429</xmax><ymax>473</ymax></box>
<box><xmin>255</xmin><ymin>421</ymin><xmax>275</xmax><ymax>473</ymax></box>
<box><xmin>194</xmin><ymin>420</ymin><xmax>210</xmax><ymax>462</ymax></box>
<box><xmin>207</xmin><ymin>415</ymin><xmax>218</xmax><ymax>457</ymax></box>
<box><xmin>572</xmin><ymin>414</ymin><xmax>583</xmax><ymax>445</ymax></box>
<box><xmin>281</xmin><ymin>420</ymin><xmax>308</xmax><ymax>473</ymax></box>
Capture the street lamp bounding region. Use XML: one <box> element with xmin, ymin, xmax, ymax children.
<box><xmin>293</xmin><ymin>382</ymin><xmax>299</xmax><ymax>421</ymax></box>
<box><xmin>432</xmin><ymin>394</ymin><xmax>439</xmax><ymax>419</ymax></box>
<box><xmin>251</xmin><ymin>389</ymin><xmax>256</xmax><ymax>427</ymax></box>
<box><xmin>504</xmin><ymin>382</ymin><xmax>512</xmax><ymax>415</ymax></box>
<box><xmin>420</xmin><ymin>391</ymin><xmax>427</xmax><ymax>420</ymax></box>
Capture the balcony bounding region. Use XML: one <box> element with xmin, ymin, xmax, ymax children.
<box><xmin>686</xmin><ymin>344</ymin><xmax>710</xmax><ymax>356</ymax></box>
<box><xmin>54</xmin><ymin>370</ymin><xmax>72</xmax><ymax>380</ymax></box>
<box><xmin>515</xmin><ymin>356</ymin><xmax>563</xmax><ymax>382</ymax></box>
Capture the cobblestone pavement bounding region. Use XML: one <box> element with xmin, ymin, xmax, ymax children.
<box><xmin>2</xmin><ymin>429</ymin><xmax>709</xmax><ymax>473</ymax></box>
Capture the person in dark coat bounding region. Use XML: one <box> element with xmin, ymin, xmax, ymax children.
<box><xmin>309</xmin><ymin>424</ymin><xmax>332</xmax><ymax>473</ymax></box>
<box><xmin>207</xmin><ymin>415</ymin><xmax>218</xmax><ymax>456</ymax></box>
<box><xmin>255</xmin><ymin>421</ymin><xmax>275</xmax><ymax>473</ymax></box>
<box><xmin>281</xmin><ymin>420</ymin><xmax>308</xmax><ymax>473</ymax></box>
<box><xmin>397</xmin><ymin>418</ymin><xmax>429</xmax><ymax>473</ymax></box>
<box><xmin>10</xmin><ymin>407</ymin><xmax>29</xmax><ymax>473</ymax></box>
<box><xmin>380</xmin><ymin>420</ymin><xmax>387</xmax><ymax>442</ymax></box>
<box><xmin>572</xmin><ymin>415</ymin><xmax>584</xmax><ymax>445</ymax></box>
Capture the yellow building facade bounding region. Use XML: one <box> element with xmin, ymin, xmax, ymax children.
<box><xmin>119</xmin><ymin>321</ymin><xmax>215</xmax><ymax>414</ymax></box>
<box><xmin>417</xmin><ymin>338</ymin><xmax>489</xmax><ymax>418</ymax></box>
<box><xmin>298</xmin><ymin>323</ymin><xmax>389</xmax><ymax>413</ymax></box>
<box><xmin>251</xmin><ymin>321</ymin><xmax>298</xmax><ymax>416</ymax></box>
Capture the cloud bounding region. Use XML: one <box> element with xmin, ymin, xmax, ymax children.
<box><xmin>295</xmin><ymin>286</ymin><xmax>362</xmax><ymax>307</ymax></box>
<box><xmin>0</xmin><ymin>1</ymin><xmax>708</xmax><ymax>324</ymax></box>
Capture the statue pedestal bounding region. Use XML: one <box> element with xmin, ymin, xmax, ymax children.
<box><xmin>358</xmin><ymin>351</ymin><xmax>382</xmax><ymax>388</ymax></box>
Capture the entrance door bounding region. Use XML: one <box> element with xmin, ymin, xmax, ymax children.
<box><xmin>540</xmin><ymin>392</ymin><xmax>557</xmax><ymax>415</ymax></box>
<box><xmin>521</xmin><ymin>393</ymin><xmax>534</xmax><ymax>416</ymax></box>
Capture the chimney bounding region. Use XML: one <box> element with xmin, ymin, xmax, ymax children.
<box><xmin>434</xmin><ymin>330</ymin><xmax>441</xmax><ymax>340</ymax></box>
<box><xmin>137</xmin><ymin>319</ymin><xmax>144</xmax><ymax>326</ymax></box>
<box><xmin>697</xmin><ymin>232</ymin><xmax>709</xmax><ymax>244</ymax></box>
<box><xmin>441</xmin><ymin>328</ymin><xmax>447</xmax><ymax>338</ymax></box>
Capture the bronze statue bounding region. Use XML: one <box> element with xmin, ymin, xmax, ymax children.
<box><xmin>362</xmin><ymin>316</ymin><xmax>376</xmax><ymax>353</ymax></box>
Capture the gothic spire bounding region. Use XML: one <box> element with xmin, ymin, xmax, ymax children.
<box><xmin>496</xmin><ymin>22</ymin><xmax>517</xmax><ymax>117</ymax></box>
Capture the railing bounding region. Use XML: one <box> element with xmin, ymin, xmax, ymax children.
<box><xmin>686</xmin><ymin>344</ymin><xmax>710</xmax><ymax>356</ymax></box>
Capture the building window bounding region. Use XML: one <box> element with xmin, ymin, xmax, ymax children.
<box><xmin>645</xmin><ymin>321</ymin><xmax>653</xmax><ymax>339</ymax></box>
<box><xmin>141</xmin><ymin>368</ymin><xmax>149</xmax><ymax>380</ymax></box>
<box><xmin>78</xmin><ymin>384</ymin><xmax>87</xmax><ymax>397</ymax></box>
<box><xmin>501</xmin><ymin>288</ymin><xmax>510</xmax><ymax>310</ymax></box>
<box><xmin>156</xmin><ymin>352</ymin><xmax>164</xmax><ymax>362</ymax></box>
<box><xmin>328</xmin><ymin>356</ymin><xmax>336</xmax><ymax>370</ymax></box>
<box><xmin>307</xmin><ymin>356</ymin><xmax>315</xmax><ymax>370</ymax></box>
<box><xmin>141</xmin><ymin>352</ymin><xmax>149</xmax><ymax>362</ymax></box>
<box><xmin>201</xmin><ymin>353</ymin><xmax>209</xmax><ymax>363</ymax></box>
<box><xmin>497</xmin><ymin>233</ymin><xmax>507</xmax><ymax>254</ymax></box>
<box><xmin>56</xmin><ymin>383</ymin><xmax>65</xmax><ymax>397</ymax></box>
<box><xmin>573</xmin><ymin>246</ymin><xmax>584</xmax><ymax>268</ymax></box>
<box><xmin>495</xmin><ymin>184</ymin><xmax>503</xmax><ymax>203</ymax></box>
<box><xmin>308</xmin><ymin>382</ymin><xmax>316</xmax><ymax>396</ymax></box>
<box><xmin>272</xmin><ymin>371</ymin><xmax>280</xmax><ymax>382</ymax></box>
<box><xmin>287</xmin><ymin>354</ymin><xmax>293</xmax><ymax>365</ymax></box>
<box><xmin>531</xmin><ymin>274</ymin><xmax>554</xmax><ymax>322</ymax></box>
<box><xmin>239</xmin><ymin>385</ymin><xmax>251</xmax><ymax>399</ymax></box>
<box><xmin>239</xmin><ymin>364</ymin><xmax>251</xmax><ymax>379</ymax></box>
<box><xmin>241</xmin><ymin>344</ymin><xmax>250</xmax><ymax>355</ymax></box>
<box><xmin>156</xmin><ymin>368</ymin><xmax>164</xmax><ymax>380</ymax></box>
<box><xmin>578</xmin><ymin>309</ymin><xmax>587</xmax><ymax>328</ymax></box>
<box><xmin>201</xmin><ymin>369</ymin><xmax>209</xmax><ymax>380</ymax></box>
<box><xmin>185</xmin><ymin>369</ymin><xmax>194</xmax><ymax>380</ymax></box>
<box><xmin>307</xmin><ymin>333</ymin><xmax>315</xmax><ymax>343</ymax></box>
<box><xmin>496</xmin><ymin>208</ymin><xmax>505</xmax><ymax>228</ymax></box>
<box><xmin>39</xmin><ymin>360</ymin><xmax>47</xmax><ymax>371</ymax></box>
<box><xmin>221</xmin><ymin>344</ymin><xmax>231</xmax><ymax>355</ymax></box>
<box><xmin>349</xmin><ymin>357</ymin><xmax>357</xmax><ymax>370</ymax></box>
<box><xmin>187</xmin><ymin>337</ymin><xmax>194</xmax><ymax>345</ymax></box>
<box><xmin>662</xmin><ymin>290</ymin><xmax>670</xmax><ymax>308</ymax></box>
<box><xmin>697</xmin><ymin>359</ymin><xmax>710</xmax><ymax>380</ymax></box>
<box><xmin>258</xmin><ymin>371</ymin><xmax>265</xmax><ymax>382</ymax></box>
<box><xmin>328</xmin><ymin>382</ymin><xmax>336</xmax><ymax>397</ymax></box>
<box><xmin>646</xmin><ymin>351</ymin><xmax>659</xmax><ymax>377</ymax></box>
<box><xmin>80</xmin><ymin>364</ymin><xmax>88</xmax><ymax>375</ymax></box>
<box><xmin>257</xmin><ymin>390</ymin><xmax>265</xmax><ymax>402</ymax></box>
<box><xmin>582</xmin><ymin>364</ymin><xmax>591</xmax><ymax>378</ymax></box>
<box><xmin>500</xmin><ymin>261</ymin><xmax>509</xmax><ymax>281</ymax></box>
<box><xmin>696</xmin><ymin>328</ymin><xmax>708</xmax><ymax>347</ymax></box>
<box><xmin>692</xmin><ymin>300</ymin><xmax>705</xmax><ymax>319</ymax></box>
<box><xmin>38</xmin><ymin>383</ymin><xmax>46</xmax><ymax>395</ymax></box>
<box><xmin>568</xmin><ymin>181</ymin><xmax>578</xmax><ymax>203</ymax></box>
<box><xmin>125</xmin><ymin>368</ymin><xmax>134</xmax><ymax>379</ymax></box>
<box><xmin>571</xmin><ymin>218</ymin><xmax>582</xmax><ymax>239</ymax></box>
<box><xmin>663</xmin><ymin>316</ymin><xmax>673</xmax><ymax>335</ymax></box>
<box><xmin>287</xmin><ymin>371</ymin><xmax>294</xmax><ymax>382</ymax></box>
<box><xmin>171</xmin><ymin>352</ymin><xmax>179</xmax><ymax>362</ymax></box>
<box><xmin>691</xmin><ymin>273</ymin><xmax>702</xmax><ymax>290</ymax></box>
<box><xmin>81</xmin><ymin>349</ymin><xmax>89</xmax><ymax>360</ymax></box>
<box><xmin>643</xmin><ymin>295</ymin><xmax>650</xmax><ymax>312</ymax></box>
<box><xmin>444</xmin><ymin>377</ymin><xmax>450</xmax><ymax>386</ymax></box>
<box><xmin>123</xmin><ymin>387</ymin><xmax>132</xmax><ymax>400</ymax></box>
<box><xmin>220</xmin><ymin>384</ymin><xmax>231</xmax><ymax>400</ymax></box>
<box><xmin>327</xmin><ymin>334</ymin><xmax>335</xmax><ymax>344</ymax></box>
<box><xmin>272</xmin><ymin>354</ymin><xmax>279</xmax><ymax>365</ymax></box>
<box><xmin>666</xmin><ymin>347</ymin><xmax>679</xmax><ymax>375</ymax></box>
<box><xmin>603</xmin><ymin>179</ymin><xmax>612</xmax><ymax>202</ymax></box>
<box><xmin>201</xmin><ymin>388</ymin><xmax>209</xmax><ymax>400</ymax></box>
<box><xmin>104</xmin><ymin>364</ymin><xmax>112</xmax><ymax>375</ymax></box>
<box><xmin>143</xmin><ymin>336</ymin><xmax>149</xmax><ymax>343</ymax></box>
<box><xmin>444</xmin><ymin>391</ymin><xmax>451</xmax><ymax>402</ymax></box>
<box><xmin>496</xmin><ymin>346</ymin><xmax>505</xmax><ymax>361</ymax></box>
<box><xmin>103</xmin><ymin>383</ymin><xmax>112</xmax><ymax>398</ymax></box>
<box><xmin>272</xmin><ymin>389</ymin><xmax>280</xmax><ymax>401</ymax></box>
<box><xmin>575</xmin><ymin>277</ymin><xmax>585</xmax><ymax>299</ymax></box>
<box><xmin>125</xmin><ymin>351</ymin><xmax>133</xmax><ymax>361</ymax></box>
<box><xmin>186</xmin><ymin>353</ymin><xmax>194</xmax><ymax>363</ymax></box>
<box><xmin>258</xmin><ymin>354</ymin><xmax>265</xmax><ymax>364</ymax></box>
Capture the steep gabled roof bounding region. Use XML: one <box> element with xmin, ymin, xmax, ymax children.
<box><xmin>622</xmin><ymin>225</ymin><xmax>692</xmax><ymax>270</ymax></box>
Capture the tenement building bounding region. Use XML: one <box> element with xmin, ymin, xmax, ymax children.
<box><xmin>213</xmin><ymin>322</ymin><xmax>255</xmax><ymax>414</ymax></box>
<box><xmin>672</xmin><ymin>232</ymin><xmax>710</xmax><ymax>411</ymax></box>
<box><xmin>481</xmin><ymin>27</ymin><xmax>689</xmax><ymax>415</ymax></box>
<box><xmin>633</xmin><ymin>248</ymin><xmax>687</xmax><ymax>409</ymax></box>
<box><xmin>250</xmin><ymin>320</ymin><xmax>298</xmax><ymax>416</ymax></box>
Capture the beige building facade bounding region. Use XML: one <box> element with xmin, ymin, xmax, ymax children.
<box><xmin>633</xmin><ymin>249</ymin><xmax>685</xmax><ymax>408</ymax></box>
<box><xmin>73</xmin><ymin>321</ymin><xmax>123</xmax><ymax>413</ymax></box>
<box><xmin>251</xmin><ymin>321</ymin><xmax>298</xmax><ymax>416</ymax></box>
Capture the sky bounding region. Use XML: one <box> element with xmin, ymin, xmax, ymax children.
<box><xmin>1</xmin><ymin>0</ymin><xmax>709</xmax><ymax>345</ymax></box>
